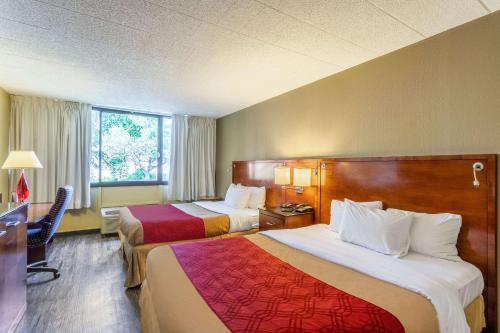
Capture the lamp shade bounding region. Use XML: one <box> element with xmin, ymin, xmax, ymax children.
<box><xmin>274</xmin><ymin>166</ymin><xmax>290</xmax><ymax>185</ymax></box>
<box><xmin>293</xmin><ymin>168</ymin><xmax>312</xmax><ymax>187</ymax></box>
<box><xmin>2</xmin><ymin>151</ymin><xmax>43</xmax><ymax>169</ymax></box>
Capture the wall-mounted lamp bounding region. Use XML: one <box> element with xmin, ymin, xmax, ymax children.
<box><xmin>274</xmin><ymin>166</ymin><xmax>291</xmax><ymax>186</ymax></box>
<box><xmin>472</xmin><ymin>162</ymin><xmax>484</xmax><ymax>188</ymax></box>
<box><xmin>293</xmin><ymin>168</ymin><xmax>312</xmax><ymax>194</ymax></box>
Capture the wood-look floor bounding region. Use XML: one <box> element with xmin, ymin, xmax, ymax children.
<box><xmin>15</xmin><ymin>234</ymin><xmax>140</xmax><ymax>333</ymax></box>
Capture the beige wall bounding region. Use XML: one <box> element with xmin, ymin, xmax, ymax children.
<box><xmin>0</xmin><ymin>88</ymin><xmax>9</xmax><ymax>203</ymax></box>
<box><xmin>216</xmin><ymin>11</ymin><xmax>500</xmax><ymax>195</ymax></box>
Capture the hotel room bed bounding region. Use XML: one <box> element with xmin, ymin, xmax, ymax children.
<box><xmin>119</xmin><ymin>200</ymin><xmax>259</xmax><ymax>288</ymax></box>
<box><xmin>140</xmin><ymin>225</ymin><xmax>486</xmax><ymax>333</ymax></box>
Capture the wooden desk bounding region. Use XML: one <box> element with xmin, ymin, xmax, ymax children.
<box><xmin>26</xmin><ymin>203</ymin><xmax>54</xmax><ymax>265</ymax></box>
<box><xmin>0</xmin><ymin>203</ymin><xmax>28</xmax><ymax>333</ymax></box>
<box><xmin>28</xmin><ymin>203</ymin><xmax>53</xmax><ymax>223</ymax></box>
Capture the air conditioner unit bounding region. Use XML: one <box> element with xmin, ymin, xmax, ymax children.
<box><xmin>100</xmin><ymin>207</ymin><xmax>122</xmax><ymax>235</ymax></box>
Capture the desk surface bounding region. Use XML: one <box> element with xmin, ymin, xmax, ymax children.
<box><xmin>28</xmin><ymin>203</ymin><xmax>53</xmax><ymax>222</ymax></box>
<box><xmin>0</xmin><ymin>202</ymin><xmax>28</xmax><ymax>219</ymax></box>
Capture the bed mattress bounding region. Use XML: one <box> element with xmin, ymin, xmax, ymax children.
<box><xmin>140</xmin><ymin>226</ymin><xmax>485</xmax><ymax>332</ymax></box>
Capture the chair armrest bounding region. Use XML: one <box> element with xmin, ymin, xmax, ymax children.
<box><xmin>28</xmin><ymin>216</ymin><xmax>49</xmax><ymax>229</ymax></box>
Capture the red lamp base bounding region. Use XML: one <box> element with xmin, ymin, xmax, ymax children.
<box><xmin>16</xmin><ymin>171</ymin><xmax>29</xmax><ymax>203</ymax></box>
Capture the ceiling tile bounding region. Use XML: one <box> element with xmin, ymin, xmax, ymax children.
<box><xmin>481</xmin><ymin>0</ymin><xmax>500</xmax><ymax>11</ymax></box>
<box><xmin>0</xmin><ymin>0</ymin><xmax>55</xmax><ymax>29</ymax></box>
<box><xmin>369</xmin><ymin>0</ymin><xmax>487</xmax><ymax>37</ymax></box>
<box><xmin>216</xmin><ymin>0</ymin><xmax>266</xmax><ymax>31</ymax></box>
<box><xmin>240</xmin><ymin>6</ymin><xmax>373</xmax><ymax>67</ymax></box>
<box><xmin>258</xmin><ymin>0</ymin><xmax>423</xmax><ymax>54</ymax></box>
<box><xmin>147</xmin><ymin>0</ymin><xmax>236</xmax><ymax>24</ymax></box>
<box><xmin>0</xmin><ymin>0</ymin><xmax>494</xmax><ymax>117</ymax></box>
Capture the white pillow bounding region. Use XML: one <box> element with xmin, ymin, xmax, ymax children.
<box><xmin>339</xmin><ymin>202</ymin><xmax>413</xmax><ymax>257</ymax></box>
<box><xmin>387</xmin><ymin>208</ymin><xmax>462</xmax><ymax>261</ymax></box>
<box><xmin>246</xmin><ymin>186</ymin><xmax>266</xmax><ymax>209</ymax></box>
<box><xmin>224</xmin><ymin>185</ymin><xmax>251</xmax><ymax>209</ymax></box>
<box><xmin>329</xmin><ymin>199</ymin><xmax>383</xmax><ymax>232</ymax></box>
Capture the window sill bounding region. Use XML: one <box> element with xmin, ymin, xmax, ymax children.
<box><xmin>90</xmin><ymin>181</ymin><xmax>168</xmax><ymax>188</ymax></box>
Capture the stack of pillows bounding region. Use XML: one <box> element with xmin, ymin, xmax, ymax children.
<box><xmin>224</xmin><ymin>183</ymin><xmax>266</xmax><ymax>209</ymax></box>
<box><xmin>330</xmin><ymin>199</ymin><xmax>463</xmax><ymax>261</ymax></box>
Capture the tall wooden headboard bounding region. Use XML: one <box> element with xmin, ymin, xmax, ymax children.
<box><xmin>232</xmin><ymin>159</ymin><xmax>320</xmax><ymax>219</ymax></box>
<box><xmin>232</xmin><ymin>160</ymin><xmax>284</xmax><ymax>208</ymax></box>
<box><xmin>319</xmin><ymin>155</ymin><xmax>497</xmax><ymax>332</ymax></box>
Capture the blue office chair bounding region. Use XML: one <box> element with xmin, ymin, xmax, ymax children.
<box><xmin>27</xmin><ymin>186</ymin><xmax>73</xmax><ymax>279</ymax></box>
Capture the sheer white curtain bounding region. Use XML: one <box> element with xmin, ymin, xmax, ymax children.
<box><xmin>9</xmin><ymin>96</ymin><xmax>91</xmax><ymax>209</ymax></box>
<box><xmin>167</xmin><ymin>115</ymin><xmax>216</xmax><ymax>201</ymax></box>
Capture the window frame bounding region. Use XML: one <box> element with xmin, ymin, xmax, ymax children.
<box><xmin>90</xmin><ymin>107</ymin><xmax>170</xmax><ymax>187</ymax></box>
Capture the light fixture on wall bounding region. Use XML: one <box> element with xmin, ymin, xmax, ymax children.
<box><xmin>2</xmin><ymin>150</ymin><xmax>43</xmax><ymax>203</ymax></box>
<box><xmin>472</xmin><ymin>162</ymin><xmax>484</xmax><ymax>188</ymax></box>
<box><xmin>274</xmin><ymin>166</ymin><xmax>291</xmax><ymax>186</ymax></box>
<box><xmin>293</xmin><ymin>168</ymin><xmax>312</xmax><ymax>194</ymax></box>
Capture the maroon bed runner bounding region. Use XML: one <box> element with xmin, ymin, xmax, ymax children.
<box><xmin>128</xmin><ymin>204</ymin><xmax>205</xmax><ymax>244</ymax></box>
<box><xmin>171</xmin><ymin>237</ymin><xmax>404</xmax><ymax>333</ymax></box>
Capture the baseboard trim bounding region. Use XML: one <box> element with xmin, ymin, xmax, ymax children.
<box><xmin>101</xmin><ymin>232</ymin><xmax>119</xmax><ymax>237</ymax></box>
<box><xmin>55</xmin><ymin>228</ymin><xmax>101</xmax><ymax>237</ymax></box>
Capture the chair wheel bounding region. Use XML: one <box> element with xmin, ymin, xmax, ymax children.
<box><xmin>54</xmin><ymin>272</ymin><xmax>60</xmax><ymax>279</ymax></box>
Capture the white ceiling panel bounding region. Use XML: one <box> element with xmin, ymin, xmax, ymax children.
<box><xmin>369</xmin><ymin>0</ymin><xmax>487</xmax><ymax>37</ymax></box>
<box><xmin>147</xmin><ymin>0</ymin><xmax>236</xmax><ymax>25</ymax></box>
<box><xmin>239</xmin><ymin>6</ymin><xmax>373</xmax><ymax>67</ymax></box>
<box><xmin>481</xmin><ymin>0</ymin><xmax>500</xmax><ymax>11</ymax></box>
<box><xmin>0</xmin><ymin>0</ymin><xmax>496</xmax><ymax>117</ymax></box>
<box><xmin>257</xmin><ymin>0</ymin><xmax>424</xmax><ymax>54</ymax></box>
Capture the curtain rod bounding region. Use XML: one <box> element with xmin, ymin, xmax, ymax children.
<box><xmin>92</xmin><ymin>105</ymin><xmax>173</xmax><ymax>117</ymax></box>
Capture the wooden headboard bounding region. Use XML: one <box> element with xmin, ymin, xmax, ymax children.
<box><xmin>232</xmin><ymin>160</ymin><xmax>283</xmax><ymax>208</ymax></box>
<box><xmin>232</xmin><ymin>159</ymin><xmax>320</xmax><ymax>219</ymax></box>
<box><xmin>319</xmin><ymin>155</ymin><xmax>497</xmax><ymax>332</ymax></box>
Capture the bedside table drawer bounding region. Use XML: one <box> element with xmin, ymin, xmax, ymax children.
<box><xmin>259</xmin><ymin>214</ymin><xmax>284</xmax><ymax>230</ymax></box>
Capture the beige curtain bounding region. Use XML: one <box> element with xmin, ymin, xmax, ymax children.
<box><xmin>9</xmin><ymin>96</ymin><xmax>91</xmax><ymax>209</ymax></box>
<box><xmin>167</xmin><ymin>115</ymin><xmax>215</xmax><ymax>201</ymax></box>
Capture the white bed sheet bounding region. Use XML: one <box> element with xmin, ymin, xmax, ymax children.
<box><xmin>193</xmin><ymin>201</ymin><xmax>259</xmax><ymax>232</ymax></box>
<box><xmin>260</xmin><ymin>224</ymin><xmax>484</xmax><ymax>333</ymax></box>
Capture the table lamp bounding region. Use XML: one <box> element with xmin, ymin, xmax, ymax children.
<box><xmin>2</xmin><ymin>150</ymin><xmax>43</xmax><ymax>203</ymax></box>
<box><xmin>293</xmin><ymin>168</ymin><xmax>312</xmax><ymax>194</ymax></box>
<box><xmin>274</xmin><ymin>166</ymin><xmax>291</xmax><ymax>186</ymax></box>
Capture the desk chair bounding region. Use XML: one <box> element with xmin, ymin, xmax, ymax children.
<box><xmin>27</xmin><ymin>186</ymin><xmax>73</xmax><ymax>279</ymax></box>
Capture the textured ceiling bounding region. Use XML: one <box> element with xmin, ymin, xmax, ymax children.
<box><xmin>0</xmin><ymin>0</ymin><xmax>498</xmax><ymax>117</ymax></box>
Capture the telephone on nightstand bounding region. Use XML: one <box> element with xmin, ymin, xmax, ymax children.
<box><xmin>295</xmin><ymin>203</ymin><xmax>313</xmax><ymax>213</ymax></box>
<box><xmin>280</xmin><ymin>202</ymin><xmax>295</xmax><ymax>212</ymax></box>
<box><xmin>279</xmin><ymin>203</ymin><xmax>313</xmax><ymax>213</ymax></box>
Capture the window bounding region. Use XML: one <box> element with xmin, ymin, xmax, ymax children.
<box><xmin>90</xmin><ymin>107</ymin><xmax>172</xmax><ymax>186</ymax></box>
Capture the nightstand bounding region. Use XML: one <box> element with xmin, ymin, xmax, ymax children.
<box><xmin>259</xmin><ymin>207</ymin><xmax>314</xmax><ymax>231</ymax></box>
<box><xmin>197</xmin><ymin>196</ymin><xmax>224</xmax><ymax>201</ymax></box>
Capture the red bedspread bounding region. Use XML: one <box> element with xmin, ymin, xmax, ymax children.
<box><xmin>128</xmin><ymin>204</ymin><xmax>205</xmax><ymax>244</ymax></box>
<box><xmin>171</xmin><ymin>237</ymin><xmax>404</xmax><ymax>333</ymax></box>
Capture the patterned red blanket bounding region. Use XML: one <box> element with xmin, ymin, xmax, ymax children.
<box><xmin>171</xmin><ymin>237</ymin><xmax>404</xmax><ymax>333</ymax></box>
<box><xmin>128</xmin><ymin>204</ymin><xmax>205</xmax><ymax>244</ymax></box>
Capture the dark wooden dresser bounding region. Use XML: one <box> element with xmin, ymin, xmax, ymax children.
<box><xmin>0</xmin><ymin>203</ymin><xmax>28</xmax><ymax>333</ymax></box>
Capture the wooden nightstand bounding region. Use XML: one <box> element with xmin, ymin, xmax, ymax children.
<box><xmin>259</xmin><ymin>207</ymin><xmax>314</xmax><ymax>231</ymax></box>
